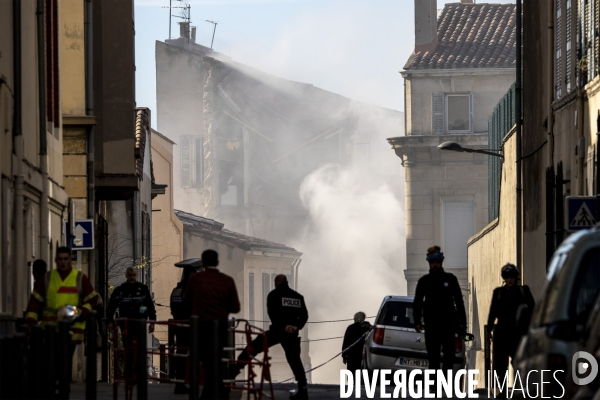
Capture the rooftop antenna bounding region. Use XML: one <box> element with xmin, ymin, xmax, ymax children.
<box><xmin>206</xmin><ymin>20</ymin><xmax>218</xmax><ymax>49</ymax></box>
<box><xmin>162</xmin><ymin>0</ymin><xmax>191</xmax><ymax>41</ymax></box>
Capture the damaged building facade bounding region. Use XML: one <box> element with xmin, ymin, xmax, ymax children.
<box><xmin>155</xmin><ymin>29</ymin><xmax>405</xmax><ymax>246</ymax></box>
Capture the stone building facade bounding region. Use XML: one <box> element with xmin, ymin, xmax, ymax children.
<box><xmin>388</xmin><ymin>1</ymin><xmax>516</xmax><ymax>295</ymax></box>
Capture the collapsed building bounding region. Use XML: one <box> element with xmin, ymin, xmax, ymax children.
<box><xmin>155</xmin><ymin>26</ymin><xmax>405</xmax><ymax>245</ymax></box>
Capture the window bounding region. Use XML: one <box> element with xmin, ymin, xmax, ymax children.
<box><xmin>442</xmin><ymin>199</ymin><xmax>475</xmax><ymax>268</ymax></box>
<box><xmin>180</xmin><ymin>136</ymin><xmax>204</xmax><ymax>189</ymax></box>
<box><xmin>377</xmin><ymin>301</ymin><xmax>414</xmax><ymax>328</ymax></box>
<box><xmin>219</xmin><ymin>160</ymin><xmax>243</xmax><ymax>206</ymax></box>
<box><xmin>249</xmin><ymin>272</ymin><xmax>255</xmax><ymax>322</ymax></box>
<box><xmin>569</xmin><ymin>248</ymin><xmax>600</xmax><ymax>322</ymax></box>
<box><xmin>432</xmin><ymin>92</ymin><xmax>472</xmax><ymax>134</ymax></box>
<box><xmin>262</xmin><ymin>273</ymin><xmax>271</xmax><ymax>330</ymax></box>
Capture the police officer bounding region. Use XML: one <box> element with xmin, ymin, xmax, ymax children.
<box><xmin>107</xmin><ymin>267</ymin><xmax>157</xmax><ymax>380</ymax></box>
<box><xmin>231</xmin><ymin>275</ymin><xmax>309</xmax><ymax>399</ymax></box>
<box><xmin>413</xmin><ymin>245</ymin><xmax>466</xmax><ymax>372</ymax></box>
<box><xmin>487</xmin><ymin>263</ymin><xmax>535</xmax><ymax>398</ymax></box>
<box><xmin>169</xmin><ymin>258</ymin><xmax>202</xmax><ymax>395</ymax></box>
<box><xmin>342</xmin><ymin>312</ymin><xmax>371</xmax><ymax>372</ymax></box>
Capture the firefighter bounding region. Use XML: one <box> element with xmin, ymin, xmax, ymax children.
<box><xmin>25</xmin><ymin>246</ymin><xmax>99</xmax><ymax>399</ymax></box>
<box><xmin>342</xmin><ymin>311</ymin><xmax>371</xmax><ymax>372</ymax></box>
<box><xmin>169</xmin><ymin>258</ymin><xmax>202</xmax><ymax>395</ymax></box>
<box><xmin>231</xmin><ymin>274</ymin><xmax>309</xmax><ymax>400</ymax></box>
<box><xmin>413</xmin><ymin>245</ymin><xmax>466</xmax><ymax>372</ymax></box>
<box><xmin>487</xmin><ymin>263</ymin><xmax>535</xmax><ymax>398</ymax></box>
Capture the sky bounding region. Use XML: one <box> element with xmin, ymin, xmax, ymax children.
<box><xmin>134</xmin><ymin>0</ymin><xmax>514</xmax><ymax>128</ymax></box>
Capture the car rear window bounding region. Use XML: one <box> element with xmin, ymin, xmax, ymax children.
<box><xmin>377</xmin><ymin>301</ymin><xmax>414</xmax><ymax>328</ymax></box>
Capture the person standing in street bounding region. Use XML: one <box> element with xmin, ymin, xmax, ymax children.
<box><xmin>413</xmin><ymin>245</ymin><xmax>466</xmax><ymax>373</ymax></box>
<box><xmin>342</xmin><ymin>311</ymin><xmax>371</xmax><ymax>372</ymax></box>
<box><xmin>32</xmin><ymin>259</ymin><xmax>47</xmax><ymax>286</ymax></box>
<box><xmin>106</xmin><ymin>267</ymin><xmax>157</xmax><ymax>380</ymax></box>
<box><xmin>231</xmin><ymin>274</ymin><xmax>309</xmax><ymax>400</ymax></box>
<box><xmin>25</xmin><ymin>246</ymin><xmax>99</xmax><ymax>399</ymax></box>
<box><xmin>169</xmin><ymin>259</ymin><xmax>202</xmax><ymax>395</ymax></box>
<box><xmin>185</xmin><ymin>250</ymin><xmax>240</xmax><ymax>400</ymax></box>
<box><xmin>487</xmin><ymin>263</ymin><xmax>535</xmax><ymax>399</ymax></box>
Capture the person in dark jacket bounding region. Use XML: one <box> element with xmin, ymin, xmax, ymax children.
<box><xmin>185</xmin><ymin>250</ymin><xmax>240</xmax><ymax>400</ymax></box>
<box><xmin>107</xmin><ymin>267</ymin><xmax>157</xmax><ymax>331</ymax></box>
<box><xmin>231</xmin><ymin>275</ymin><xmax>309</xmax><ymax>399</ymax></box>
<box><xmin>487</xmin><ymin>263</ymin><xmax>535</xmax><ymax>398</ymax></box>
<box><xmin>342</xmin><ymin>312</ymin><xmax>371</xmax><ymax>372</ymax></box>
<box><xmin>169</xmin><ymin>259</ymin><xmax>202</xmax><ymax>395</ymax></box>
<box><xmin>413</xmin><ymin>245</ymin><xmax>466</xmax><ymax>372</ymax></box>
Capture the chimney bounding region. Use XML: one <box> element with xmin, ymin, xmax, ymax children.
<box><xmin>414</xmin><ymin>0</ymin><xmax>438</xmax><ymax>52</ymax></box>
<box><xmin>179</xmin><ymin>22</ymin><xmax>190</xmax><ymax>40</ymax></box>
<box><xmin>460</xmin><ymin>0</ymin><xmax>474</xmax><ymax>3</ymax></box>
<box><xmin>191</xmin><ymin>26</ymin><xmax>197</xmax><ymax>43</ymax></box>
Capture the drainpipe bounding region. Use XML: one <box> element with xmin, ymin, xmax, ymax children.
<box><xmin>37</xmin><ymin>0</ymin><xmax>50</xmax><ymax>264</ymax></box>
<box><xmin>577</xmin><ymin>91</ymin><xmax>584</xmax><ymax>195</ymax></box>
<box><xmin>547</xmin><ymin>0</ymin><xmax>554</xmax><ymax>163</ymax></box>
<box><xmin>515</xmin><ymin>0</ymin><xmax>522</xmax><ymax>274</ymax></box>
<box><xmin>13</xmin><ymin>0</ymin><xmax>25</xmax><ymax>315</ymax></box>
<box><xmin>85</xmin><ymin>0</ymin><xmax>95</xmax><ymax>283</ymax></box>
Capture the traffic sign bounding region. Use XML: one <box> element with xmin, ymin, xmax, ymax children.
<box><xmin>566</xmin><ymin>197</ymin><xmax>598</xmax><ymax>232</ymax></box>
<box><xmin>64</xmin><ymin>219</ymin><xmax>95</xmax><ymax>250</ymax></box>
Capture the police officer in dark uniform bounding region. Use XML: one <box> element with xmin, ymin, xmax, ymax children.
<box><xmin>413</xmin><ymin>246</ymin><xmax>466</xmax><ymax>372</ymax></box>
<box><xmin>107</xmin><ymin>267</ymin><xmax>157</xmax><ymax>380</ymax></box>
<box><xmin>169</xmin><ymin>258</ymin><xmax>202</xmax><ymax>395</ymax></box>
<box><xmin>231</xmin><ymin>275</ymin><xmax>309</xmax><ymax>399</ymax></box>
<box><xmin>487</xmin><ymin>263</ymin><xmax>535</xmax><ymax>398</ymax></box>
<box><xmin>342</xmin><ymin>311</ymin><xmax>371</xmax><ymax>372</ymax></box>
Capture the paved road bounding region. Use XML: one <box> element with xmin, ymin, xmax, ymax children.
<box><xmin>71</xmin><ymin>382</ymin><xmax>492</xmax><ymax>399</ymax></box>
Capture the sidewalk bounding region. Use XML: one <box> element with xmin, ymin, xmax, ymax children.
<box><xmin>71</xmin><ymin>382</ymin><xmax>493</xmax><ymax>399</ymax></box>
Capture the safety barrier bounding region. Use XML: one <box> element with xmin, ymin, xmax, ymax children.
<box><xmin>222</xmin><ymin>319</ymin><xmax>274</xmax><ymax>400</ymax></box>
<box><xmin>111</xmin><ymin>317</ymin><xmax>274</xmax><ymax>400</ymax></box>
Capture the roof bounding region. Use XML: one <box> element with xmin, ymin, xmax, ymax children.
<box><xmin>174</xmin><ymin>210</ymin><xmax>301</xmax><ymax>255</ymax></box>
<box><xmin>405</xmin><ymin>3</ymin><xmax>516</xmax><ymax>70</ymax></box>
<box><xmin>151</xmin><ymin>128</ymin><xmax>176</xmax><ymax>145</ymax></box>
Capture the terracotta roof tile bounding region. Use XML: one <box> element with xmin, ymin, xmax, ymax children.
<box><xmin>405</xmin><ymin>3</ymin><xmax>516</xmax><ymax>70</ymax></box>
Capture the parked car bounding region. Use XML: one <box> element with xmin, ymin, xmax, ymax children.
<box><xmin>513</xmin><ymin>227</ymin><xmax>600</xmax><ymax>397</ymax></box>
<box><xmin>363</xmin><ymin>295</ymin><xmax>467</xmax><ymax>374</ymax></box>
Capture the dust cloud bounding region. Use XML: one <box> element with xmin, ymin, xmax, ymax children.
<box><xmin>292</xmin><ymin>163</ymin><xmax>405</xmax><ymax>384</ymax></box>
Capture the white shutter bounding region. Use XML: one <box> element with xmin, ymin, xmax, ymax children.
<box><xmin>181</xmin><ymin>136</ymin><xmax>191</xmax><ymax>188</ymax></box>
<box><xmin>432</xmin><ymin>92</ymin><xmax>444</xmax><ymax>134</ymax></box>
<box><xmin>443</xmin><ymin>200</ymin><xmax>475</xmax><ymax>268</ymax></box>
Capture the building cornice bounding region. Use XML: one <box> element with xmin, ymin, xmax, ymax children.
<box><xmin>387</xmin><ymin>133</ymin><xmax>488</xmax><ymax>149</ymax></box>
<box><xmin>551</xmin><ymin>89</ymin><xmax>578</xmax><ymax>112</ymax></box>
<box><xmin>401</xmin><ymin>68</ymin><xmax>515</xmax><ymax>78</ymax></box>
<box><xmin>584</xmin><ymin>76</ymin><xmax>600</xmax><ymax>98</ymax></box>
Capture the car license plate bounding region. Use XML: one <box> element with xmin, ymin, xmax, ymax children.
<box><xmin>397</xmin><ymin>357</ymin><xmax>428</xmax><ymax>367</ymax></box>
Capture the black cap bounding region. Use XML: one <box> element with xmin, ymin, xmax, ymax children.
<box><xmin>174</xmin><ymin>258</ymin><xmax>203</xmax><ymax>269</ymax></box>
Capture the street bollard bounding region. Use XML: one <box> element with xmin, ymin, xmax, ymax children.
<box><xmin>86</xmin><ymin>311</ymin><xmax>97</xmax><ymax>400</ymax></box>
<box><xmin>29</xmin><ymin>325</ymin><xmax>43</xmax><ymax>399</ymax></box>
<box><xmin>43</xmin><ymin>324</ymin><xmax>57</xmax><ymax>399</ymax></box>
<box><xmin>168</xmin><ymin>320</ymin><xmax>175</xmax><ymax>380</ymax></box>
<box><xmin>484</xmin><ymin>324</ymin><xmax>491</xmax><ymax>391</ymax></box>
<box><xmin>189</xmin><ymin>316</ymin><xmax>199</xmax><ymax>400</ymax></box>
<box><xmin>58</xmin><ymin>321</ymin><xmax>71</xmax><ymax>399</ymax></box>
<box><xmin>137</xmin><ymin>319</ymin><xmax>148</xmax><ymax>400</ymax></box>
<box><xmin>159</xmin><ymin>344</ymin><xmax>166</xmax><ymax>380</ymax></box>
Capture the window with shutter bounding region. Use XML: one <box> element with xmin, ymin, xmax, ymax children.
<box><xmin>262</xmin><ymin>273</ymin><xmax>270</xmax><ymax>330</ymax></box>
<box><xmin>249</xmin><ymin>272</ymin><xmax>255</xmax><ymax>322</ymax></box>
<box><xmin>181</xmin><ymin>136</ymin><xmax>192</xmax><ymax>188</ymax></box>
<box><xmin>432</xmin><ymin>92</ymin><xmax>444</xmax><ymax>135</ymax></box>
<box><xmin>556</xmin><ymin>0</ymin><xmax>562</xmax><ymax>98</ymax></box>
<box><xmin>566</xmin><ymin>0</ymin><xmax>572</xmax><ymax>92</ymax></box>
<box><xmin>442</xmin><ymin>199</ymin><xmax>475</xmax><ymax>268</ymax></box>
<box><xmin>446</xmin><ymin>94</ymin><xmax>471</xmax><ymax>133</ymax></box>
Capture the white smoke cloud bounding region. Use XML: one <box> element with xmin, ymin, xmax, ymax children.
<box><xmin>292</xmin><ymin>163</ymin><xmax>405</xmax><ymax>384</ymax></box>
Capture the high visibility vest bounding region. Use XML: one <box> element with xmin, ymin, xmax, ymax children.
<box><xmin>41</xmin><ymin>269</ymin><xmax>87</xmax><ymax>343</ymax></box>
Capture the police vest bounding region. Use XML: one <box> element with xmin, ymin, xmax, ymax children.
<box><xmin>170</xmin><ymin>284</ymin><xmax>188</xmax><ymax>320</ymax></box>
<box><xmin>42</xmin><ymin>269</ymin><xmax>86</xmax><ymax>343</ymax></box>
<box><xmin>115</xmin><ymin>283</ymin><xmax>149</xmax><ymax>319</ymax></box>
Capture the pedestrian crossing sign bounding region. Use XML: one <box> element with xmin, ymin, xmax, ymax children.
<box><xmin>567</xmin><ymin>197</ymin><xmax>598</xmax><ymax>232</ymax></box>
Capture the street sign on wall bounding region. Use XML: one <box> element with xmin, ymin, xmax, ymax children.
<box><xmin>566</xmin><ymin>197</ymin><xmax>598</xmax><ymax>232</ymax></box>
<box><xmin>63</xmin><ymin>219</ymin><xmax>95</xmax><ymax>250</ymax></box>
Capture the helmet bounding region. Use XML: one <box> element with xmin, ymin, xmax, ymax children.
<box><xmin>501</xmin><ymin>263</ymin><xmax>519</xmax><ymax>279</ymax></box>
<box><xmin>426</xmin><ymin>245</ymin><xmax>445</xmax><ymax>262</ymax></box>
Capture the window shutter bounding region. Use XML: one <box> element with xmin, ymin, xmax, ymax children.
<box><xmin>432</xmin><ymin>92</ymin><xmax>444</xmax><ymax>134</ymax></box>
<box><xmin>469</xmin><ymin>92</ymin><xmax>474</xmax><ymax>133</ymax></box>
<box><xmin>181</xmin><ymin>136</ymin><xmax>191</xmax><ymax>188</ymax></box>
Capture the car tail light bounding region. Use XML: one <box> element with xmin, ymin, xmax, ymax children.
<box><xmin>373</xmin><ymin>327</ymin><xmax>385</xmax><ymax>345</ymax></box>
<box><xmin>455</xmin><ymin>336</ymin><xmax>463</xmax><ymax>353</ymax></box>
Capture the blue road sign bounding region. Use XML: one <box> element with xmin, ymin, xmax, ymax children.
<box><xmin>567</xmin><ymin>197</ymin><xmax>598</xmax><ymax>232</ymax></box>
<box><xmin>64</xmin><ymin>219</ymin><xmax>94</xmax><ymax>250</ymax></box>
